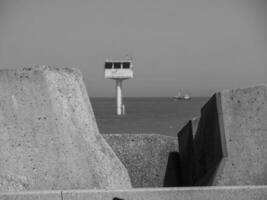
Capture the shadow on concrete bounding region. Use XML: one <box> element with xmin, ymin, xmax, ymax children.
<box><xmin>178</xmin><ymin>94</ymin><xmax>227</xmax><ymax>186</ymax></box>
<box><xmin>177</xmin><ymin>121</ymin><xmax>194</xmax><ymax>186</ymax></box>
<box><xmin>163</xmin><ymin>151</ymin><xmax>181</xmax><ymax>187</ymax></box>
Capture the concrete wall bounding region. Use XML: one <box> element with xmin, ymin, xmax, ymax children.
<box><xmin>103</xmin><ymin>134</ymin><xmax>179</xmax><ymax>188</ymax></box>
<box><xmin>1</xmin><ymin>186</ymin><xmax>266</xmax><ymax>200</ymax></box>
<box><xmin>178</xmin><ymin>85</ymin><xmax>267</xmax><ymax>186</ymax></box>
<box><xmin>178</xmin><ymin>94</ymin><xmax>226</xmax><ymax>186</ymax></box>
<box><xmin>214</xmin><ymin>85</ymin><xmax>267</xmax><ymax>185</ymax></box>
<box><xmin>0</xmin><ymin>66</ymin><xmax>131</xmax><ymax>191</ymax></box>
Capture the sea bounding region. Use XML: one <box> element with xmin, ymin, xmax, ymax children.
<box><xmin>91</xmin><ymin>97</ymin><xmax>208</xmax><ymax>137</ymax></box>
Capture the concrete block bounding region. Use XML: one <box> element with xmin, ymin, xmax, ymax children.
<box><xmin>0</xmin><ymin>190</ymin><xmax>61</xmax><ymax>200</ymax></box>
<box><xmin>178</xmin><ymin>85</ymin><xmax>267</xmax><ymax>185</ymax></box>
<box><xmin>0</xmin><ymin>66</ymin><xmax>131</xmax><ymax>192</ymax></box>
<box><xmin>214</xmin><ymin>85</ymin><xmax>267</xmax><ymax>185</ymax></box>
<box><xmin>62</xmin><ymin>186</ymin><xmax>267</xmax><ymax>200</ymax></box>
<box><xmin>193</xmin><ymin>94</ymin><xmax>226</xmax><ymax>185</ymax></box>
<box><xmin>103</xmin><ymin>134</ymin><xmax>178</xmax><ymax>188</ymax></box>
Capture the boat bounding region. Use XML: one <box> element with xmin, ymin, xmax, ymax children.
<box><xmin>183</xmin><ymin>94</ymin><xmax>191</xmax><ymax>100</ymax></box>
<box><xmin>173</xmin><ymin>91</ymin><xmax>191</xmax><ymax>100</ymax></box>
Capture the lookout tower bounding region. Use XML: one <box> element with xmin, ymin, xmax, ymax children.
<box><xmin>105</xmin><ymin>59</ymin><xmax>133</xmax><ymax>115</ymax></box>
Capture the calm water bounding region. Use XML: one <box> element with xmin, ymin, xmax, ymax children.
<box><xmin>91</xmin><ymin>97</ymin><xmax>208</xmax><ymax>137</ymax></box>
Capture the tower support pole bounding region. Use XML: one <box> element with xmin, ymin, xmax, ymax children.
<box><xmin>116</xmin><ymin>79</ymin><xmax>123</xmax><ymax>115</ymax></box>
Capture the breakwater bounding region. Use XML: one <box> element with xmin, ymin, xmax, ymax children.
<box><xmin>0</xmin><ymin>66</ymin><xmax>266</xmax><ymax>199</ymax></box>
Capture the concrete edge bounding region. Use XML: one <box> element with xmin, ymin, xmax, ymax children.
<box><xmin>1</xmin><ymin>185</ymin><xmax>266</xmax><ymax>194</ymax></box>
<box><xmin>102</xmin><ymin>133</ymin><xmax>177</xmax><ymax>140</ymax></box>
<box><xmin>0</xmin><ymin>65</ymin><xmax>82</xmax><ymax>77</ymax></box>
<box><xmin>61</xmin><ymin>185</ymin><xmax>267</xmax><ymax>193</ymax></box>
<box><xmin>211</xmin><ymin>92</ymin><xmax>229</xmax><ymax>184</ymax></box>
<box><xmin>219</xmin><ymin>84</ymin><xmax>267</xmax><ymax>94</ymax></box>
<box><xmin>1</xmin><ymin>186</ymin><xmax>266</xmax><ymax>200</ymax></box>
<box><xmin>0</xmin><ymin>190</ymin><xmax>62</xmax><ymax>195</ymax></box>
<box><xmin>215</xmin><ymin>92</ymin><xmax>228</xmax><ymax>157</ymax></box>
<box><xmin>62</xmin><ymin>186</ymin><xmax>267</xmax><ymax>200</ymax></box>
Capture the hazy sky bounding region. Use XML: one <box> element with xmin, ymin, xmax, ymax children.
<box><xmin>0</xmin><ymin>0</ymin><xmax>266</xmax><ymax>97</ymax></box>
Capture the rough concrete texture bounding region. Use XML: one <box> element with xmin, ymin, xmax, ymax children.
<box><xmin>103</xmin><ymin>134</ymin><xmax>178</xmax><ymax>188</ymax></box>
<box><xmin>214</xmin><ymin>85</ymin><xmax>267</xmax><ymax>185</ymax></box>
<box><xmin>178</xmin><ymin>85</ymin><xmax>267</xmax><ymax>186</ymax></box>
<box><xmin>0</xmin><ymin>66</ymin><xmax>131</xmax><ymax>192</ymax></box>
<box><xmin>62</xmin><ymin>186</ymin><xmax>267</xmax><ymax>200</ymax></box>
<box><xmin>0</xmin><ymin>191</ymin><xmax>61</xmax><ymax>200</ymax></box>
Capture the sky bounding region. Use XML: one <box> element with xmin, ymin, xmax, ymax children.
<box><xmin>0</xmin><ymin>0</ymin><xmax>266</xmax><ymax>97</ymax></box>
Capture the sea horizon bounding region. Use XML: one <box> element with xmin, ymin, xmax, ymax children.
<box><xmin>91</xmin><ymin>97</ymin><xmax>208</xmax><ymax>137</ymax></box>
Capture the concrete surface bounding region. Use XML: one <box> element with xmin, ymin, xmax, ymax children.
<box><xmin>103</xmin><ymin>134</ymin><xmax>179</xmax><ymax>188</ymax></box>
<box><xmin>194</xmin><ymin>94</ymin><xmax>226</xmax><ymax>186</ymax></box>
<box><xmin>1</xmin><ymin>186</ymin><xmax>266</xmax><ymax>200</ymax></box>
<box><xmin>178</xmin><ymin>94</ymin><xmax>225</xmax><ymax>186</ymax></box>
<box><xmin>0</xmin><ymin>66</ymin><xmax>131</xmax><ymax>192</ymax></box>
<box><xmin>214</xmin><ymin>85</ymin><xmax>267</xmax><ymax>185</ymax></box>
<box><xmin>61</xmin><ymin>186</ymin><xmax>267</xmax><ymax>200</ymax></box>
<box><xmin>0</xmin><ymin>191</ymin><xmax>61</xmax><ymax>200</ymax></box>
<box><xmin>178</xmin><ymin>85</ymin><xmax>267</xmax><ymax>186</ymax></box>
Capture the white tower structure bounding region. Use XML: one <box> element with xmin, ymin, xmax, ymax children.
<box><xmin>105</xmin><ymin>59</ymin><xmax>133</xmax><ymax>115</ymax></box>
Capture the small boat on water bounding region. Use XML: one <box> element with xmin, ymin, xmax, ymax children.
<box><xmin>173</xmin><ymin>91</ymin><xmax>191</xmax><ymax>100</ymax></box>
<box><xmin>183</xmin><ymin>94</ymin><xmax>191</xmax><ymax>100</ymax></box>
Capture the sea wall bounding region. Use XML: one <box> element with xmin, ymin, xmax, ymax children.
<box><xmin>0</xmin><ymin>66</ymin><xmax>266</xmax><ymax>199</ymax></box>
<box><xmin>178</xmin><ymin>85</ymin><xmax>267</xmax><ymax>186</ymax></box>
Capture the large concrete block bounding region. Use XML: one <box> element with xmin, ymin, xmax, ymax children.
<box><xmin>193</xmin><ymin>95</ymin><xmax>226</xmax><ymax>186</ymax></box>
<box><xmin>178</xmin><ymin>85</ymin><xmax>267</xmax><ymax>186</ymax></box>
<box><xmin>0</xmin><ymin>66</ymin><xmax>131</xmax><ymax>192</ymax></box>
<box><xmin>103</xmin><ymin>134</ymin><xmax>178</xmax><ymax>188</ymax></box>
<box><xmin>214</xmin><ymin>85</ymin><xmax>267</xmax><ymax>185</ymax></box>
